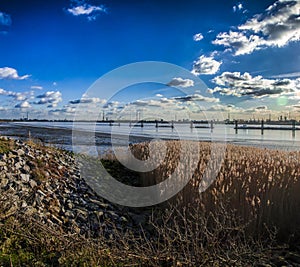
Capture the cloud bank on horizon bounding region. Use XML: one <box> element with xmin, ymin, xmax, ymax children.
<box><xmin>0</xmin><ymin>0</ymin><xmax>299</xmax><ymax>120</ymax></box>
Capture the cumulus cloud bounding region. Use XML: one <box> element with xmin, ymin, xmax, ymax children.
<box><xmin>210</xmin><ymin>71</ymin><xmax>299</xmax><ymax>98</ymax></box>
<box><xmin>131</xmin><ymin>99</ymin><xmax>162</xmax><ymax>107</ymax></box>
<box><xmin>0</xmin><ymin>88</ymin><xmax>28</xmax><ymax>101</ymax></box>
<box><xmin>35</xmin><ymin>91</ymin><xmax>62</xmax><ymax>107</ymax></box>
<box><xmin>50</xmin><ymin>106</ymin><xmax>76</xmax><ymax>114</ymax></box>
<box><xmin>69</xmin><ymin>97</ymin><xmax>106</xmax><ymax>104</ymax></box>
<box><xmin>167</xmin><ymin>77</ymin><xmax>194</xmax><ymax>88</ymax></box>
<box><xmin>0</xmin><ymin>11</ymin><xmax>11</xmax><ymax>26</ymax></box>
<box><xmin>214</xmin><ymin>0</ymin><xmax>300</xmax><ymax>55</ymax></box>
<box><xmin>207</xmin><ymin>104</ymin><xmax>244</xmax><ymax>112</ymax></box>
<box><xmin>15</xmin><ymin>101</ymin><xmax>31</xmax><ymax>109</ymax></box>
<box><xmin>255</xmin><ymin>106</ymin><xmax>268</xmax><ymax>110</ymax></box>
<box><xmin>124</xmin><ymin>92</ymin><xmax>219</xmax><ymax>115</ymax></box>
<box><xmin>103</xmin><ymin>101</ymin><xmax>120</xmax><ymax>109</ymax></box>
<box><xmin>193</xmin><ymin>33</ymin><xmax>204</xmax><ymax>41</ymax></box>
<box><xmin>213</xmin><ymin>31</ymin><xmax>264</xmax><ymax>55</ymax></box>
<box><xmin>244</xmin><ymin>105</ymin><xmax>271</xmax><ymax>113</ymax></box>
<box><xmin>67</xmin><ymin>1</ymin><xmax>106</xmax><ymax>20</ymax></box>
<box><xmin>174</xmin><ymin>93</ymin><xmax>220</xmax><ymax>103</ymax></box>
<box><xmin>239</xmin><ymin>0</ymin><xmax>300</xmax><ymax>45</ymax></box>
<box><xmin>68</xmin><ymin>5</ymin><xmax>105</xmax><ymax>15</ymax></box>
<box><xmin>0</xmin><ymin>67</ymin><xmax>30</xmax><ymax>80</ymax></box>
<box><xmin>191</xmin><ymin>55</ymin><xmax>222</xmax><ymax>75</ymax></box>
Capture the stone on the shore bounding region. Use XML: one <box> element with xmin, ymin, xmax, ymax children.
<box><xmin>20</xmin><ymin>173</ymin><xmax>30</xmax><ymax>182</ymax></box>
<box><xmin>0</xmin><ymin>137</ymin><xmax>135</xmax><ymax>238</ymax></box>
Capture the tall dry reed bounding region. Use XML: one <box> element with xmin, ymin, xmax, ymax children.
<box><xmin>130</xmin><ymin>141</ymin><xmax>300</xmax><ymax>239</ymax></box>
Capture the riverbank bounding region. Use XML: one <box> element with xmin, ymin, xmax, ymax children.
<box><xmin>1</xmin><ymin>136</ymin><xmax>300</xmax><ymax>266</ymax></box>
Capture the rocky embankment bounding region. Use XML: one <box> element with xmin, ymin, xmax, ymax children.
<box><xmin>0</xmin><ymin>136</ymin><xmax>143</xmax><ymax>237</ymax></box>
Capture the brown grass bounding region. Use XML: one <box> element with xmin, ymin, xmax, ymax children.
<box><xmin>0</xmin><ymin>138</ymin><xmax>15</xmax><ymax>154</ymax></box>
<box><xmin>130</xmin><ymin>141</ymin><xmax>300</xmax><ymax>239</ymax></box>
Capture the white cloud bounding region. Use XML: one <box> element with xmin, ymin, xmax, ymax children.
<box><xmin>155</xmin><ymin>94</ymin><xmax>163</xmax><ymax>97</ymax></box>
<box><xmin>0</xmin><ymin>67</ymin><xmax>30</xmax><ymax>80</ymax></box>
<box><xmin>15</xmin><ymin>101</ymin><xmax>31</xmax><ymax>109</ymax></box>
<box><xmin>167</xmin><ymin>77</ymin><xmax>194</xmax><ymax>88</ymax></box>
<box><xmin>233</xmin><ymin>3</ymin><xmax>243</xmax><ymax>12</ymax></box>
<box><xmin>131</xmin><ymin>99</ymin><xmax>162</xmax><ymax>107</ymax></box>
<box><xmin>69</xmin><ymin>97</ymin><xmax>106</xmax><ymax>104</ymax></box>
<box><xmin>0</xmin><ymin>11</ymin><xmax>11</xmax><ymax>26</ymax></box>
<box><xmin>244</xmin><ymin>105</ymin><xmax>271</xmax><ymax>113</ymax></box>
<box><xmin>239</xmin><ymin>0</ymin><xmax>300</xmax><ymax>47</ymax></box>
<box><xmin>35</xmin><ymin>91</ymin><xmax>62</xmax><ymax>107</ymax></box>
<box><xmin>214</xmin><ymin>0</ymin><xmax>300</xmax><ymax>55</ymax></box>
<box><xmin>207</xmin><ymin>104</ymin><xmax>244</xmax><ymax>112</ymax></box>
<box><xmin>174</xmin><ymin>93</ymin><xmax>220</xmax><ymax>103</ymax></box>
<box><xmin>191</xmin><ymin>55</ymin><xmax>222</xmax><ymax>75</ymax></box>
<box><xmin>127</xmin><ymin>93</ymin><xmax>219</xmax><ymax>112</ymax></box>
<box><xmin>31</xmin><ymin>85</ymin><xmax>43</xmax><ymax>90</ymax></box>
<box><xmin>0</xmin><ymin>88</ymin><xmax>28</xmax><ymax>101</ymax></box>
<box><xmin>210</xmin><ymin>71</ymin><xmax>300</xmax><ymax>98</ymax></box>
<box><xmin>213</xmin><ymin>31</ymin><xmax>264</xmax><ymax>55</ymax></box>
<box><xmin>50</xmin><ymin>106</ymin><xmax>76</xmax><ymax>114</ymax></box>
<box><xmin>193</xmin><ymin>33</ymin><xmax>204</xmax><ymax>41</ymax></box>
<box><xmin>67</xmin><ymin>2</ymin><xmax>106</xmax><ymax>20</ymax></box>
<box><xmin>103</xmin><ymin>101</ymin><xmax>120</xmax><ymax>109</ymax></box>
<box><xmin>255</xmin><ymin>105</ymin><xmax>268</xmax><ymax>110</ymax></box>
<box><xmin>68</xmin><ymin>5</ymin><xmax>104</xmax><ymax>15</ymax></box>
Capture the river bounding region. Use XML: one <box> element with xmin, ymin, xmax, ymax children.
<box><xmin>0</xmin><ymin>121</ymin><xmax>299</xmax><ymax>152</ymax></box>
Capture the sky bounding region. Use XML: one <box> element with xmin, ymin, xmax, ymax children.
<box><xmin>0</xmin><ymin>0</ymin><xmax>300</xmax><ymax>120</ymax></box>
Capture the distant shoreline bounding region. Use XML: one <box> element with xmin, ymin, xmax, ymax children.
<box><xmin>0</xmin><ymin>121</ymin><xmax>299</xmax><ymax>152</ymax></box>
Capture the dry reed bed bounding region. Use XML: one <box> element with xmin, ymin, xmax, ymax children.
<box><xmin>130</xmin><ymin>141</ymin><xmax>300</xmax><ymax>238</ymax></box>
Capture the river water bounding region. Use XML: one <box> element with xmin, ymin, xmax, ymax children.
<box><xmin>0</xmin><ymin>121</ymin><xmax>299</xmax><ymax>152</ymax></box>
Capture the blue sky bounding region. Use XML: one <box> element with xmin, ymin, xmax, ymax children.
<box><xmin>0</xmin><ymin>0</ymin><xmax>300</xmax><ymax>120</ymax></box>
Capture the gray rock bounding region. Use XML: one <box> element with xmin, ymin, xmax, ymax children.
<box><xmin>8</xmin><ymin>152</ymin><xmax>16</xmax><ymax>158</ymax></box>
<box><xmin>15</xmin><ymin>162</ymin><xmax>22</xmax><ymax>170</ymax></box>
<box><xmin>16</xmin><ymin>149</ymin><xmax>25</xmax><ymax>156</ymax></box>
<box><xmin>20</xmin><ymin>173</ymin><xmax>30</xmax><ymax>182</ymax></box>
<box><xmin>21</xmin><ymin>201</ymin><xmax>27</xmax><ymax>208</ymax></box>
<box><xmin>0</xmin><ymin>138</ymin><xmax>135</xmax><ymax>238</ymax></box>
<box><xmin>22</xmin><ymin>164</ymin><xmax>31</xmax><ymax>173</ymax></box>
<box><xmin>29</xmin><ymin>179</ymin><xmax>37</xmax><ymax>188</ymax></box>
<box><xmin>0</xmin><ymin>178</ymin><xmax>8</xmax><ymax>188</ymax></box>
<box><xmin>0</xmin><ymin>161</ymin><xmax>6</xmax><ymax>167</ymax></box>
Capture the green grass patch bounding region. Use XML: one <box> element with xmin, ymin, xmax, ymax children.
<box><xmin>0</xmin><ymin>139</ymin><xmax>14</xmax><ymax>154</ymax></box>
